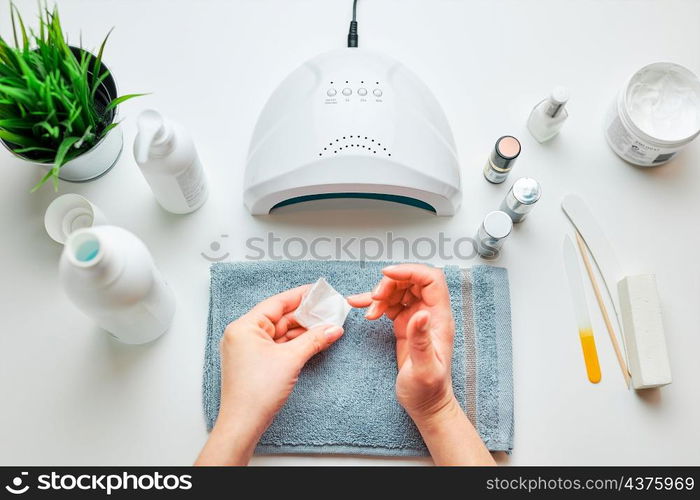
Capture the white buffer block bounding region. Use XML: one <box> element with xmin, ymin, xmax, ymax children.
<box><xmin>618</xmin><ymin>274</ymin><xmax>672</xmax><ymax>389</ymax></box>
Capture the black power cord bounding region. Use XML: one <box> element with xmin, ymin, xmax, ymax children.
<box><xmin>347</xmin><ymin>0</ymin><xmax>359</xmax><ymax>47</ymax></box>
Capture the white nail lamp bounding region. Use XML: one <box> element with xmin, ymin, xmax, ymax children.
<box><xmin>243</xmin><ymin>48</ymin><xmax>462</xmax><ymax>215</ymax></box>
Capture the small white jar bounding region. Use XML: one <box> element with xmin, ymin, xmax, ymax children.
<box><xmin>605</xmin><ymin>62</ymin><xmax>700</xmax><ymax>167</ymax></box>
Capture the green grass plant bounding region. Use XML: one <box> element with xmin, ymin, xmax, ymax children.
<box><xmin>0</xmin><ymin>3</ymin><xmax>143</xmax><ymax>190</ymax></box>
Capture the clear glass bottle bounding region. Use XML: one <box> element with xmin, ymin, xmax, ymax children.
<box><xmin>527</xmin><ymin>87</ymin><xmax>569</xmax><ymax>143</ymax></box>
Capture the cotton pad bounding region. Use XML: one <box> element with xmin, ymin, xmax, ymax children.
<box><xmin>295</xmin><ymin>277</ymin><xmax>352</xmax><ymax>329</ymax></box>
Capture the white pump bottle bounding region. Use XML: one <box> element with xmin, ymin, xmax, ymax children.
<box><xmin>134</xmin><ymin>110</ymin><xmax>208</xmax><ymax>214</ymax></box>
<box><xmin>59</xmin><ymin>226</ymin><xmax>176</xmax><ymax>344</ymax></box>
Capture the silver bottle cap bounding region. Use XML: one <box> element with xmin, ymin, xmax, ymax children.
<box><xmin>512</xmin><ymin>177</ymin><xmax>542</xmax><ymax>205</ymax></box>
<box><xmin>482</xmin><ymin>210</ymin><xmax>513</xmax><ymax>239</ymax></box>
<box><xmin>475</xmin><ymin>211</ymin><xmax>513</xmax><ymax>259</ymax></box>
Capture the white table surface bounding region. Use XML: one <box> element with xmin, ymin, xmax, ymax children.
<box><xmin>1</xmin><ymin>0</ymin><xmax>699</xmax><ymax>466</ymax></box>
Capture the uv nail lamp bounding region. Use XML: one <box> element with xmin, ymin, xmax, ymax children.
<box><xmin>243</xmin><ymin>49</ymin><xmax>462</xmax><ymax>215</ymax></box>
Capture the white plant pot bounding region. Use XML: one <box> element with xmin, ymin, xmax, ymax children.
<box><xmin>52</xmin><ymin>127</ymin><xmax>123</xmax><ymax>182</ymax></box>
<box><xmin>2</xmin><ymin>126</ymin><xmax>123</xmax><ymax>182</ymax></box>
<box><xmin>1</xmin><ymin>46</ymin><xmax>123</xmax><ymax>183</ymax></box>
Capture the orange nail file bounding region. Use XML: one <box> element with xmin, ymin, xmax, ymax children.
<box><xmin>563</xmin><ymin>236</ymin><xmax>601</xmax><ymax>384</ymax></box>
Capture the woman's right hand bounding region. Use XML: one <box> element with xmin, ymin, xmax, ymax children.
<box><xmin>347</xmin><ymin>263</ymin><xmax>457</xmax><ymax>424</ymax></box>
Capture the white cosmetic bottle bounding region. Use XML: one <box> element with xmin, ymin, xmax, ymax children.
<box><xmin>134</xmin><ymin>110</ymin><xmax>208</xmax><ymax>214</ymax></box>
<box><xmin>60</xmin><ymin>226</ymin><xmax>176</xmax><ymax>344</ymax></box>
<box><xmin>527</xmin><ymin>87</ymin><xmax>569</xmax><ymax>143</ymax></box>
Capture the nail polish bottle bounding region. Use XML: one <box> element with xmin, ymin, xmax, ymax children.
<box><xmin>500</xmin><ymin>177</ymin><xmax>541</xmax><ymax>223</ymax></box>
<box><xmin>483</xmin><ymin>135</ymin><xmax>521</xmax><ymax>184</ymax></box>
<box><xmin>475</xmin><ymin>211</ymin><xmax>513</xmax><ymax>259</ymax></box>
<box><xmin>527</xmin><ymin>86</ymin><xmax>569</xmax><ymax>143</ymax></box>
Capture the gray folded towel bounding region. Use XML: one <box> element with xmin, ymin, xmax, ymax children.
<box><xmin>203</xmin><ymin>261</ymin><xmax>513</xmax><ymax>456</ymax></box>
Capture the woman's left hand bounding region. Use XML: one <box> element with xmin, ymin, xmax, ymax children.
<box><xmin>196</xmin><ymin>285</ymin><xmax>344</xmax><ymax>465</ymax></box>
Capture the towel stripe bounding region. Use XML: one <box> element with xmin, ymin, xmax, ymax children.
<box><xmin>472</xmin><ymin>266</ymin><xmax>499</xmax><ymax>449</ymax></box>
<box><xmin>460</xmin><ymin>268</ymin><xmax>478</xmax><ymax>427</ymax></box>
<box><xmin>493</xmin><ymin>267</ymin><xmax>514</xmax><ymax>451</ymax></box>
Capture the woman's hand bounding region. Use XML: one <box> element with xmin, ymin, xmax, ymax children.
<box><xmin>196</xmin><ymin>285</ymin><xmax>344</xmax><ymax>466</ymax></box>
<box><xmin>347</xmin><ymin>264</ymin><xmax>456</xmax><ymax>422</ymax></box>
<box><xmin>348</xmin><ymin>264</ymin><xmax>495</xmax><ymax>465</ymax></box>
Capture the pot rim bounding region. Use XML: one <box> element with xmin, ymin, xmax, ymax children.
<box><xmin>0</xmin><ymin>45</ymin><xmax>120</xmax><ymax>165</ymax></box>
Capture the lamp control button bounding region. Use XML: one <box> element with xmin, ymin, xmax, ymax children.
<box><xmin>342</xmin><ymin>87</ymin><xmax>353</xmax><ymax>96</ymax></box>
<box><xmin>373</xmin><ymin>88</ymin><xmax>383</xmax><ymax>97</ymax></box>
<box><xmin>327</xmin><ymin>88</ymin><xmax>337</xmax><ymax>97</ymax></box>
<box><xmin>358</xmin><ymin>87</ymin><xmax>368</xmax><ymax>96</ymax></box>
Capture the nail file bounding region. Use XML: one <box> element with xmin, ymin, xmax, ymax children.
<box><xmin>561</xmin><ymin>194</ymin><xmax>625</xmax><ymax>336</ymax></box>
<box><xmin>575</xmin><ymin>232</ymin><xmax>631</xmax><ymax>388</ymax></box>
<box><xmin>563</xmin><ymin>235</ymin><xmax>602</xmax><ymax>384</ymax></box>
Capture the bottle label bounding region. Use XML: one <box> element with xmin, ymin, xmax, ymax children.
<box><xmin>483</xmin><ymin>160</ymin><xmax>508</xmax><ymax>184</ymax></box>
<box><xmin>176</xmin><ymin>159</ymin><xmax>208</xmax><ymax>208</ymax></box>
<box><xmin>605</xmin><ymin>114</ymin><xmax>679</xmax><ymax>166</ymax></box>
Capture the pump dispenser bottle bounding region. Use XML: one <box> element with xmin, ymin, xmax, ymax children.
<box><xmin>134</xmin><ymin>110</ymin><xmax>208</xmax><ymax>214</ymax></box>
<box><xmin>59</xmin><ymin>226</ymin><xmax>176</xmax><ymax>344</ymax></box>
<box><xmin>527</xmin><ymin>87</ymin><xmax>570</xmax><ymax>143</ymax></box>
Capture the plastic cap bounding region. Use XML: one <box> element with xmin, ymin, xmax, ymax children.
<box><xmin>550</xmin><ymin>86</ymin><xmax>570</xmax><ymax>105</ymax></box>
<box><xmin>135</xmin><ymin>109</ymin><xmax>168</xmax><ymax>164</ymax></box>
<box><xmin>44</xmin><ymin>194</ymin><xmax>108</xmax><ymax>244</ymax></box>
<box><xmin>483</xmin><ymin>211</ymin><xmax>513</xmax><ymax>239</ymax></box>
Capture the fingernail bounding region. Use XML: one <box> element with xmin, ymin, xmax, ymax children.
<box><xmin>372</xmin><ymin>283</ymin><xmax>382</xmax><ymax>297</ymax></box>
<box><xmin>366</xmin><ymin>303</ymin><xmax>377</xmax><ymax>318</ymax></box>
<box><xmin>383</xmin><ymin>265</ymin><xmax>397</xmax><ymax>272</ymax></box>
<box><xmin>419</xmin><ymin>317</ymin><xmax>429</xmax><ymax>331</ymax></box>
<box><xmin>325</xmin><ymin>326</ymin><xmax>343</xmax><ymax>338</ymax></box>
<box><xmin>417</xmin><ymin>312</ymin><xmax>431</xmax><ymax>331</ymax></box>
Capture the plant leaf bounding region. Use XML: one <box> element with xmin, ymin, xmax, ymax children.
<box><xmin>30</xmin><ymin>135</ymin><xmax>80</xmax><ymax>192</ymax></box>
<box><xmin>102</xmin><ymin>120</ymin><xmax>121</xmax><ymax>135</ymax></box>
<box><xmin>53</xmin><ymin>135</ymin><xmax>80</xmax><ymax>167</ymax></box>
<box><xmin>11</xmin><ymin>145</ymin><xmax>54</xmax><ymax>154</ymax></box>
<box><xmin>91</xmin><ymin>28</ymin><xmax>113</xmax><ymax>91</ymax></box>
<box><xmin>33</xmin><ymin>120</ymin><xmax>60</xmax><ymax>139</ymax></box>
<box><xmin>10</xmin><ymin>3</ymin><xmax>30</xmax><ymax>50</ymax></box>
<box><xmin>0</xmin><ymin>118</ymin><xmax>34</xmax><ymax>128</ymax></box>
<box><xmin>0</xmin><ymin>128</ymin><xmax>38</xmax><ymax>146</ymax></box>
<box><xmin>74</xmin><ymin>125</ymin><xmax>92</xmax><ymax>148</ymax></box>
<box><xmin>90</xmin><ymin>70</ymin><xmax>109</xmax><ymax>99</ymax></box>
<box><xmin>0</xmin><ymin>83</ymin><xmax>33</xmax><ymax>105</ymax></box>
<box><xmin>31</xmin><ymin>168</ymin><xmax>57</xmax><ymax>193</ymax></box>
<box><xmin>105</xmin><ymin>93</ymin><xmax>148</xmax><ymax>111</ymax></box>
